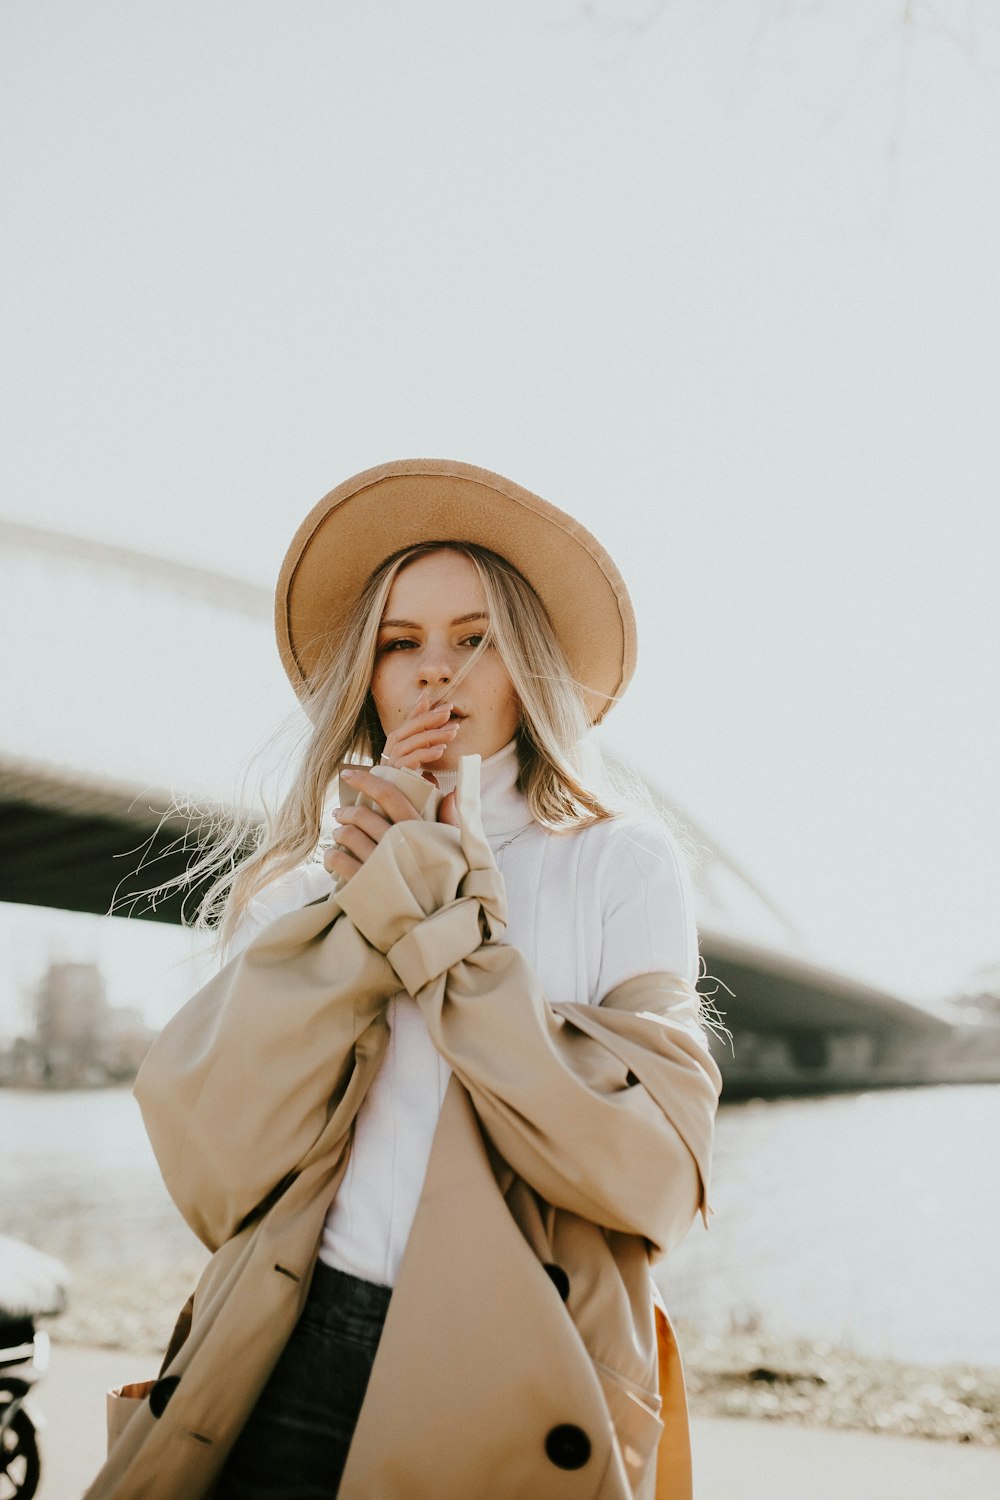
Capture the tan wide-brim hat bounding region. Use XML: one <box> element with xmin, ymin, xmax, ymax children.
<box><xmin>275</xmin><ymin>458</ymin><xmax>636</xmax><ymax>725</ymax></box>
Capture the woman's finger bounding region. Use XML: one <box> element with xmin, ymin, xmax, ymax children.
<box><xmin>386</xmin><ymin>726</ymin><xmax>458</xmax><ymax>760</ymax></box>
<box><xmin>323</xmin><ymin>845</ymin><xmax>362</xmax><ymax>882</ymax></box>
<box><xmin>383</xmin><ymin>712</ymin><xmax>458</xmax><ymax>768</ymax></box>
<box><xmin>340</xmin><ymin>768</ymin><xmax>425</xmax><ymax>823</ymax></box>
<box><xmin>437</xmin><ymin>790</ymin><xmax>460</xmax><ymax>827</ymax></box>
<box><xmin>384</xmin><ymin>741</ymin><xmax>453</xmax><ymax>771</ymax></box>
<box><xmin>402</xmin><ymin>699</ymin><xmax>453</xmax><ymax>730</ymax></box>
<box><xmin>330</xmin><ymin>823</ymin><xmax>378</xmax><ymax>863</ymax></box>
<box><xmin>384</xmin><ymin>694</ymin><xmax>449</xmax><ymax>733</ymax></box>
<box><xmin>334</xmin><ymin>804</ymin><xmax>393</xmax><ymax>845</ymax></box>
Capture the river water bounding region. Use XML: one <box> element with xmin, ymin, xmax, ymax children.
<box><xmin>2</xmin><ymin>1083</ymin><xmax>998</xmax><ymax>1368</ymax></box>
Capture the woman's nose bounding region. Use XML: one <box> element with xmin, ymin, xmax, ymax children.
<box><xmin>417</xmin><ymin>649</ymin><xmax>453</xmax><ymax>687</ymax></box>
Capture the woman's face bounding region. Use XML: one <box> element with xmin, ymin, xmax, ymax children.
<box><xmin>370</xmin><ymin>550</ymin><xmax>520</xmax><ymax>770</ymax></box>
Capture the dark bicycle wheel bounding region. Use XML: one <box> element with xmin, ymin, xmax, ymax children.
<box><xmin>0</xmin><ymin>1410</ymin><xmax>40</xmax><ymax>1500</ymax></box>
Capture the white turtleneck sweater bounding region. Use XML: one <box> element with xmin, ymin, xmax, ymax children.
<box><xmin>230</xmin><ymin>739</ymin><xmax>699</xmax><ymax>1287</ymax></box>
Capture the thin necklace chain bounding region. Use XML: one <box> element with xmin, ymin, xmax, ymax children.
<box><xmin>491</xmin><ymin>825</ymin><xmax>533</xmax><ymax>857</ymax></box>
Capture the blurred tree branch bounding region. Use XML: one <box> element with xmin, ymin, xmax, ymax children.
<box><xmin>560</xmin><ymin>1</ymin><xmax>996</xmax><ymax>167</ymax></box>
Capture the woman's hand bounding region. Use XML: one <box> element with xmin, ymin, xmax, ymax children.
<box><xmin>324</xmin><ymin>765</ymin><xmax>459</xmax><ymax>885</ymax></box>
<box><xmin>381</xmin><ymin>691</ymin><xmax>459</xmax><ymax>773</ymax></box>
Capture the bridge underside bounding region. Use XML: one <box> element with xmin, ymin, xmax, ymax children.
<box><xmin>0</xmin><ymin>756</ymin><xmax>213</xmax><ymax>926</ymax></box>
<box><xmin>2</xmin><ymin>755</ymin><xmax>951</xmax><ymax>1061</ymax></box>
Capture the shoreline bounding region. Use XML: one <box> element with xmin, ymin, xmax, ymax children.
<box><xmin>39</xmin><ymin>1270</ymin><xmax>1000</xmax><ymax>1449</ymax></box>
<box><xmin>678</xmin><ymin>1322</ymin><xmax>1000</xmax><ymax>1446</ymax></box>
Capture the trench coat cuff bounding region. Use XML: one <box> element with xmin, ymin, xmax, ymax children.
<box><xmin>387</xmin><ymin>897</ymin><xmax>486</xmax><ymax>995</ymax></box>
<box><xmin>336</xmin><ymin>820</ymin><xmax>466</xmax><ymax>954</ymax></box>
<box><xmin>333</xmin><ymin>763</ymin><xmax>448</xmax><ymax>951</ymax></box>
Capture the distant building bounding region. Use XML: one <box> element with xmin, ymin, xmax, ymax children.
<box><xmin>0</xmin><ymin>960</ymin><xmax>156</xmax><ymax>1088</ymax></box>
<box><xmin>34</xmin><ymin>961</ymin><xmax>107</xmax><ymax>1085</ymax></box>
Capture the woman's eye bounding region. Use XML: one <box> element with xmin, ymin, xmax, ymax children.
<box><xmin>462</xmin><ymin>634</ymin><xmax>485</xmax><ymax>648</ymax></box>
<box><xmin>381</xmin><ymin>638</ymin><xmax>417</xmax><ymax>652</ymax></box>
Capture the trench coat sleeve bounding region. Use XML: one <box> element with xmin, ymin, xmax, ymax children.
<box><xmin>135</xmin><ymin>765</ymin><xmax>444</xmax><ymax>1253</ymax></box>
<box><xmin>132</xmin><ymin>766</ymin><xmax>442</xmax><ymax>1252</ymax></box>
<box><xmin>133</xmin><ymin>891</ymin><xmax>399</xmax><ymax>1252</ymax></box>
<box><xmin>337</xmin><ymin>756</ymin><xmax>721</xmax><ymax>1260</ymax></box>
<box><xmin>426</xmin><ymin>960</ymin><xmax>719</xmax><ymax>1258</ymax></box>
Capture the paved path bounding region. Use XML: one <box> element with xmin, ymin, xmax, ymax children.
<box><xmin>691</xmin><ymin>1414</ymin><xmax>1000</xmax><ymax>1499</ymax></box>
<box><xmin>35</xmin><ymin>1343</ymin><xmax>1000</xmax><ymax>1499</ymax></box>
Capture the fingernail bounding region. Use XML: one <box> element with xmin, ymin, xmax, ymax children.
<box><xmin>341</xmin><ymin>768</ymin><xmax>358</xmax><ymax>782</ymax></box>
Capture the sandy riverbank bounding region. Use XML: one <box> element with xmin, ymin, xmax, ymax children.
<box><xmin>677</xmin><ymin>1322</ymin><xmax>1000</xmax><ymax>1446</ymax></box>
<box><xmin>37</xmin><ymin>1260</ymin><xmax>1000</xmax><ymax>1449</ymax></box>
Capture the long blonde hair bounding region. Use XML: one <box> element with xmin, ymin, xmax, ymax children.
<box><xmin>166</xmin><ymin>543</ymin><xmax>617</xmax><ymax>945</ymax></box>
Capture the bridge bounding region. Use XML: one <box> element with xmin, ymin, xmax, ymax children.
<box><xmin>0</xmin><ymin>521</ymin><xmax>964</xmax><ymax>1098</ymax></box>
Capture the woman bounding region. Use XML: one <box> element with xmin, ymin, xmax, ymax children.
<box><xmin>88</xmin><ymin>459</ymin><xmax>721</xmax><ymax>1500</ymax></box>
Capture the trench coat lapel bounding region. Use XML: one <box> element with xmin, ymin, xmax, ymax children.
<box><xmin>339</xmin><ymin>1078</ymin><xmax>632</xmax><ymax>1500</ymax></box>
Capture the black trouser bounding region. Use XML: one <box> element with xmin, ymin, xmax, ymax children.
<box><xmin>216</xmin><ymin>1263</ymin><xmax>391</xmax><ymax>1500</ymax></box>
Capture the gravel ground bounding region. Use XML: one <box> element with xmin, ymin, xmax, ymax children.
<box><xmin>678</xmin><ymin>1323</ymin><xmax>1000</xmax><ymax>1447</ymax></box>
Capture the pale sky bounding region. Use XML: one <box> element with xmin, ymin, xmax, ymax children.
<box><xmin>2</xmin><ymin>1</ymin><xmax>999</xmax><ymax>1018</ymax></box>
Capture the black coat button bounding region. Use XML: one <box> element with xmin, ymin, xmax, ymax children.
<box><xmin>543</xmin><ymin>1263</ymin><xmax>570</xmax><ymax>1301</ymax></box>
<box><xmin>545</xmin><ymin>1423</ymin><xmax>591</xmax><ymax>1470</ymax></box>
<box><xmin>149</xmin><ymin>1375</ymin><xmax>180</xmax><ymax>1418</ymax></box>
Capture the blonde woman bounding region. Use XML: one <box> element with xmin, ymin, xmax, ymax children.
<box><xmin>88</xmin><ymin>460</ymin><xmax>721</xmax><ymax>1500</ymax></box>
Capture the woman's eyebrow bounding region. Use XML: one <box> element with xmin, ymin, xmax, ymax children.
<box><xmin>379</xmin><ymin>611</ymin><xmax>489</xmax><ymax>629</ymax></box>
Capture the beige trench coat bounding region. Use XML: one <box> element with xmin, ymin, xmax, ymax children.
<box><xmin>84</xmin><ymin>759</ymin><xmax>721</xmax><ymax>1500</ymax></box>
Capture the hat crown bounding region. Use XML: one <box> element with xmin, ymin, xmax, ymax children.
<box><xmin>275</xmin><ymin>458</ymin><xmax>636</xmax><ymax>725</ymax></box>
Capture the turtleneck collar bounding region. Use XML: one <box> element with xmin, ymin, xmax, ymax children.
<box><xmin>430</xmin><ymin>738</ymin><xmax>534</xmax><ymax>838</ymax></box>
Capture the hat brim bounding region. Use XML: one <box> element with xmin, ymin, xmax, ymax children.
<box><xmin>275</xmin><ymin>458</ymin><xmax>636</xmax><ymax>726</ymax></box>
